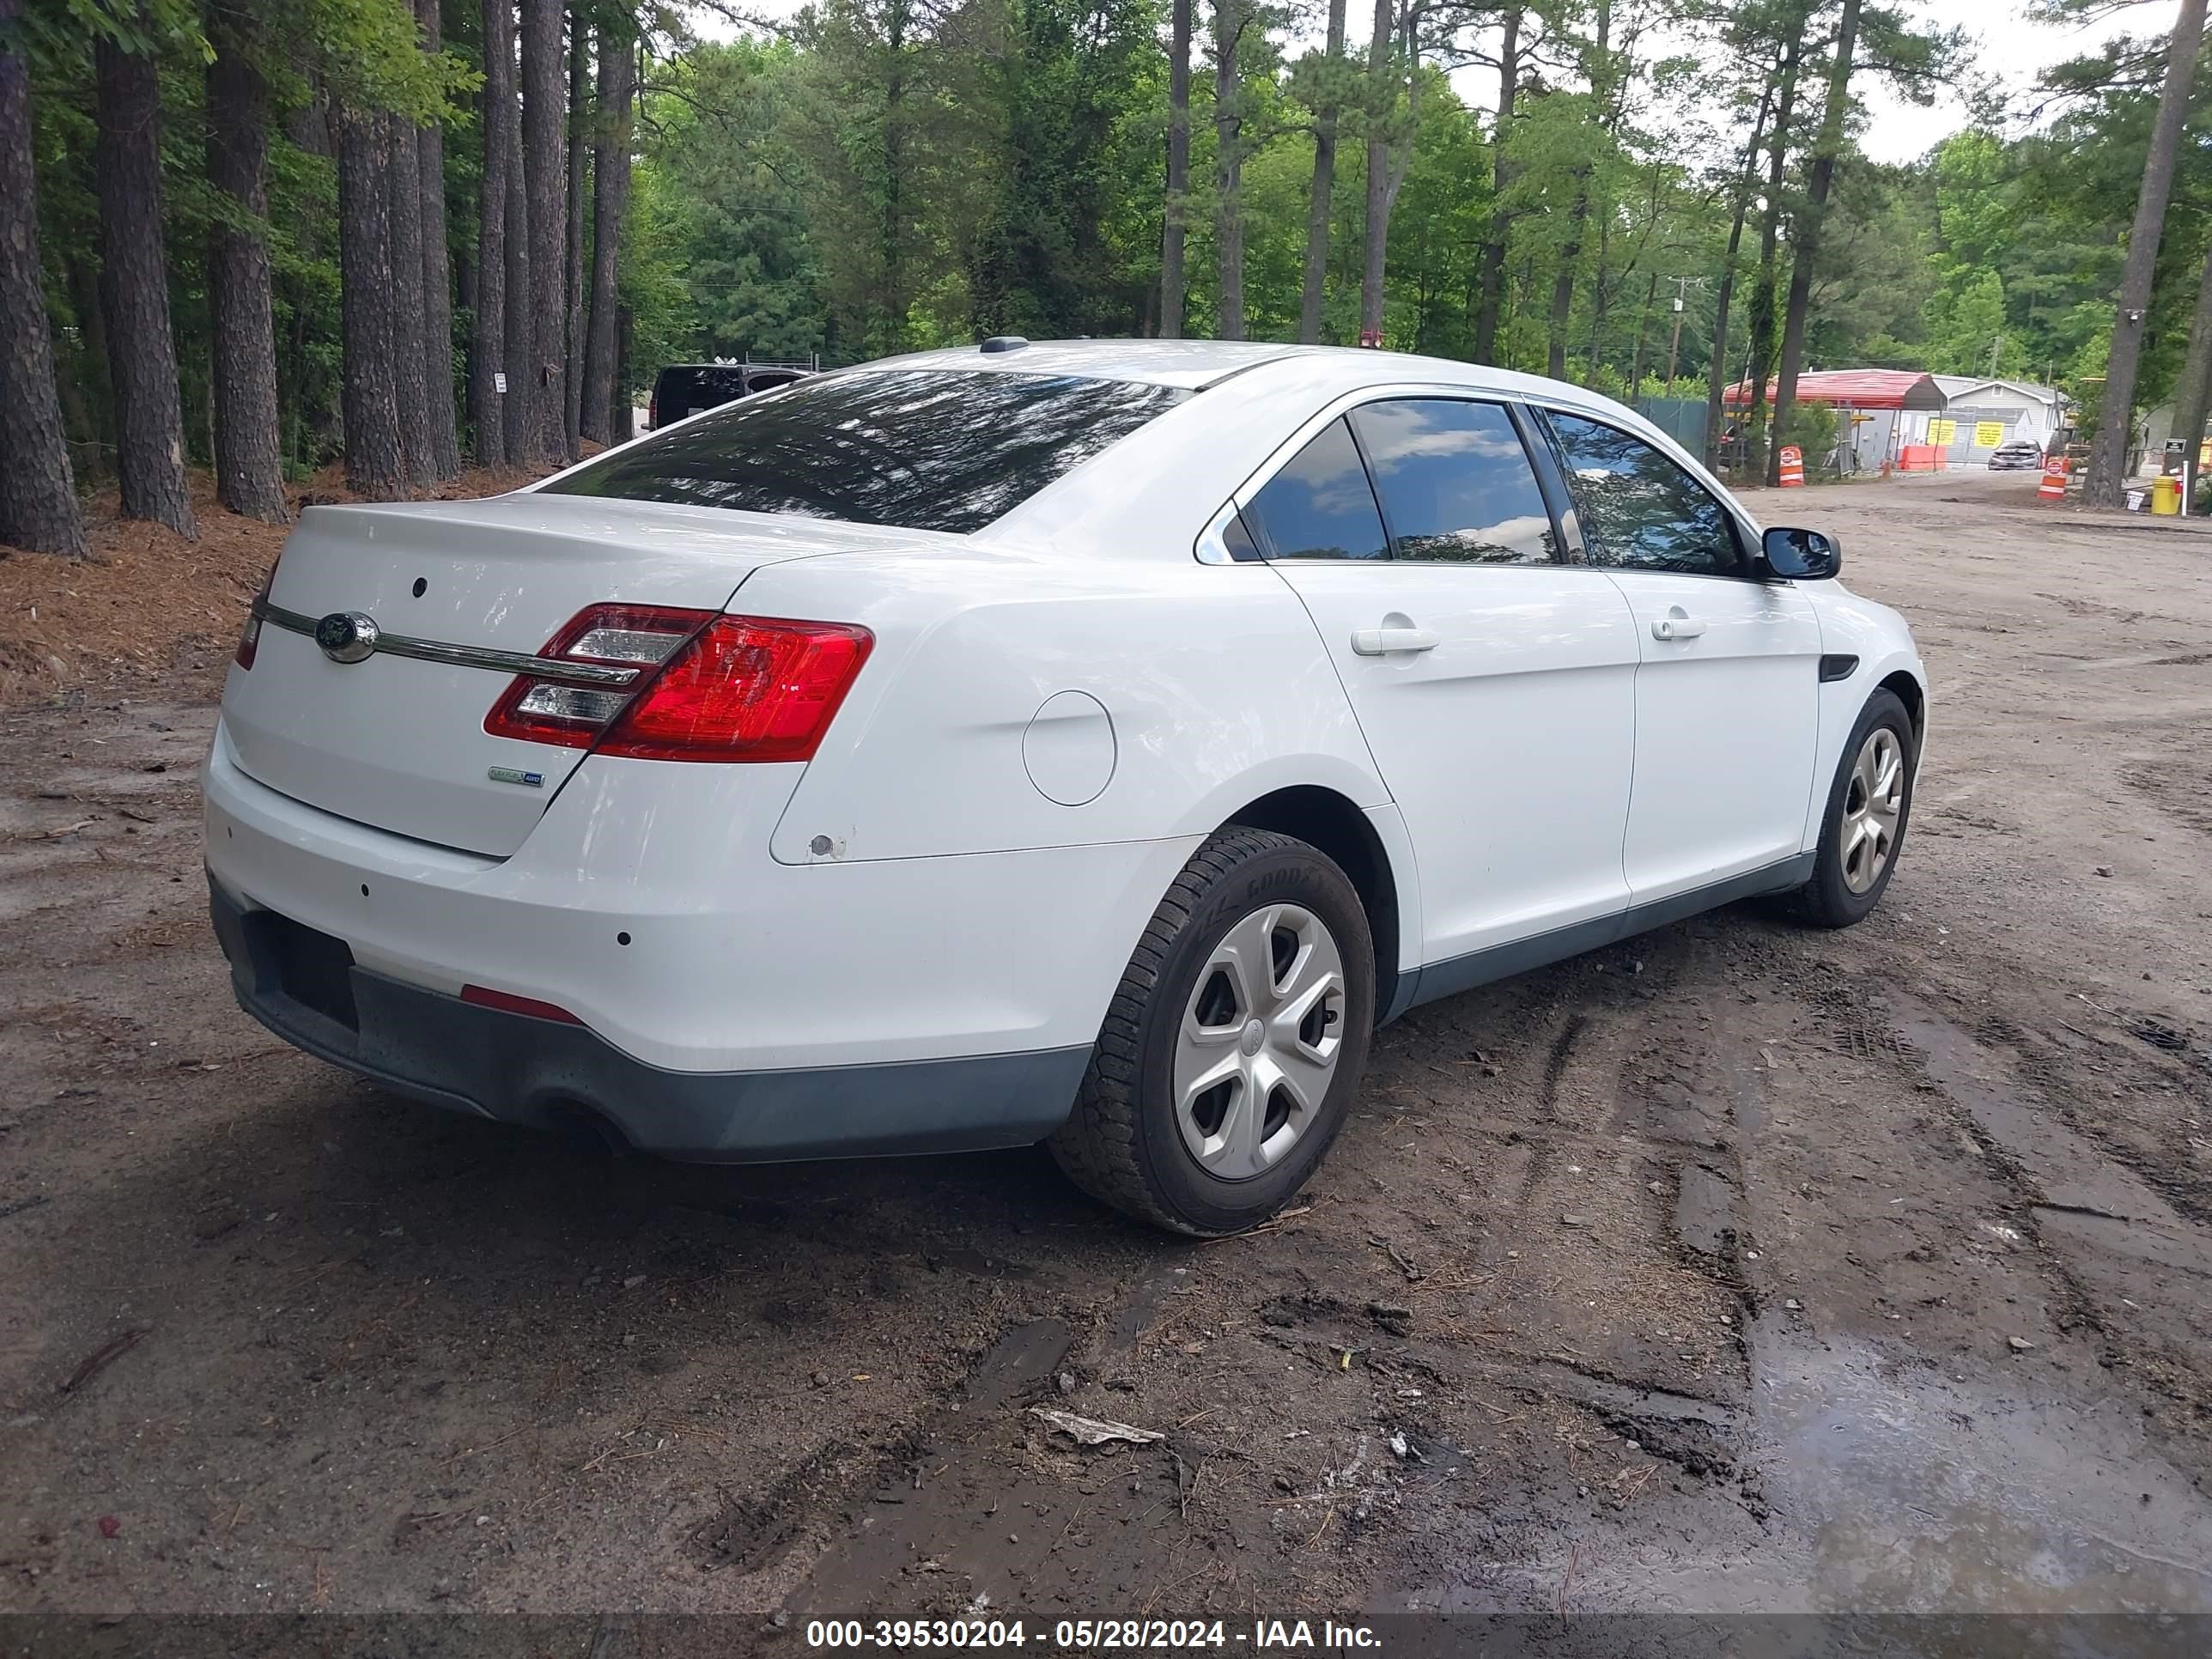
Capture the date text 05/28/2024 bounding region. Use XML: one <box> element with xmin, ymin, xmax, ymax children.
<box><xmin>805</xmin><ymin>1619</ymin><xmax>1382</xmax><ymax>1650</ymax></box>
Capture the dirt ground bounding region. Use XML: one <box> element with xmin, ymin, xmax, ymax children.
<box><xmin>3</xmin><ymin>468</ymin><xmax>2210</xmax><ymax>1642</ymax></box>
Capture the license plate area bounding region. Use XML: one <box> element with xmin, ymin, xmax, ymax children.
<box><xmin>244</xmin><ymin>908</ymin><xmax>360</xmax><ymax>1032</ymax></box>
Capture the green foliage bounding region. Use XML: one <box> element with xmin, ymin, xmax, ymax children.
<box><xmin>21</xmin><ymin>0</ymin><xmax>2212</xmax><ymax>489</ymax></box>
<box><xmin>635</xmin><ymin>40</ymin><xmax>824</xmax><ymax>361</ymax></box>
<box><xmin>1778</xmin><ymin>397</ymin><xmax>1837</xmax><ymax>467</ymax></box>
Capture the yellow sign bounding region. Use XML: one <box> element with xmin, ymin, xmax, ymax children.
<box><xmin>1973</xmin><ymin>421</ymin><xmax>2006</xmax><ymax>448</ymax></box>
<box><xmin>1929</xmin><ymin>418</ymin><xmax>1956</xmax><ymax>445</ymax></box>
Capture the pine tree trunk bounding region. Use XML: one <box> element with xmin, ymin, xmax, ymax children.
<box><xmin>473</xmin><ymin>0</ymin><xmax>513</xmax><ymax>465</ymax></box>
<box><xmin>880</xmin><ymin>0</ymin><xmax>910</xmax><ymax>351</ymax></box>
<box><xmin>0</xmin><ymin>0</ymin><xmax>87</xmax><ymax>558</ymax></box>
<box><xmin>1297</xmin><ymin>0</ymin><xmax>1347</xmax><ymax>343</ymax></box>
<box><xmin>63</xmin><ymin>256</ymin><xmax>111</xmax><ymax>481</ymax></box>
<box><xmin>1626</xmin><ymin>269</ymin><xmax>1656</xmax><ymax>389</ymax></box>
<box><xmin>204</xmin><ymin>4</ymin><xmax>289</xmax><ymax>523</ymax></box>
<box><xmin>1546</xmin><ymin>0</ymin><xmax>1609</xmax><ymax>382</ymax></box>
<box><xmin>581</xmin><ymin>26</ymin><xmax>633</xmax><ymax>446</ymax></box>
<box><xmin>386</xmin><ymin>109</ymin><xmax>435</xmax><ymax>487</ymax></box>
<box><xmin>1546</xmin><ymin>205</ymin><xmax>1582</xmax><ymax>379</ymax></box>
<box><xmin>1742</xmin><ymin>22</ymin><xmax>1802</xmax><ymax>483</ymax></box>
<box><xmin>1469</xmin><ymin>4</ymin><xmax>1519</xmax><ymax>364</ymax></box>
<box><xmin>503</xmin><ymin>94</ymin><xmax>532</xmax><ymax>465</ymax></box>
<box><xmin>1212</xmin><ymin>0</ymin><xmax>1244</xmax><ymax>340</ymax></box>
<box><xmin>336</xmin><ymin>106</ymin><xmax>408</xmax><ymax>499</ymax></box>
<box><xmin>2085</xmin><ymin>0</ymin><xmax>2208</xmax><ymax>506</ymax></box>
<box><xmin>1771</xmin><ymin>0</ymin><xmax>1861</xmax><ymax>484</ymax></box>
<box><xmin>417</xmin><ymin>0</ymin><xmax>463</xmax><ymax>479</ymax></box>
<box><xmin>520</xmin><ymin>0</ymin><xmax>568</xmax><ymax>464</ymax></box>
<box><xmin>1358</xmin><ymin>0</ymin><xmax>1393</xmax><ymax>339</ymax></box>
<box><xmin>613</xmin><ymin>301</ymin><xmax>633</xmax><ymax>441</ymax></box>
<box><xmin>1584</xmin><ymin>214</ymin><xmax>1610</xmax><ymax>382</ymax></box>
<box><xmin>1551</xmin><ymin>177</ymin><xmax>1604</xmax><ymax>384</ymax></box>
<box><xmin>562</xmin><ymin>18</ymin><xmax>587</xmax><ymax>459</ymax></box>
<box><xmin>94</xmin><ymin>24</ymin><xmax>197</xmax><ymax>538</ymax></box>
<box><xmin>1159</xmin><ymin>0</ymin><xmax>1192</xmax><ymax>337</ymax></box>
<box><xmin>1702</xmin><ymin>79</ymin><xmax>1773</xmax><ymax>471</ymax></box>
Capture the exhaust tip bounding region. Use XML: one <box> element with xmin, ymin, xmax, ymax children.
<box><xmin>537</xmin><ymin>1097</ymin><xmax>632</xmax><ymax>1158</ymax></box>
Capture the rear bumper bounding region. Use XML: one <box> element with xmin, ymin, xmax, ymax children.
<box><xmin>202</xmin><ymin>717</ymin><xmax>1197</xmax><ymax>1076</ymax></box>
<box><xmin>210</xmin><ymin>878</ymin><xmax>1089</xmax><ymax>1160</ymax></box>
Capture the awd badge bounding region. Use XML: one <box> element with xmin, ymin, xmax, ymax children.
<box><xmin>487</xmin><ymin>766</ymin><xmax>544</xmax><ymax>788</ymax></box>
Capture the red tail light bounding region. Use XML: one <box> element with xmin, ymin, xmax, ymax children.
<box><xmin>483</xmin><ymin>605</ymin><xmax>873</xmax><ymax>763</ymax></box>
<box><xmin>234</xmin><ymin>550</ymin><xmax>283</xmax><ymax>671</ymax></box>
<box><xmin>647</xmin><ymin>393</ymin><xmax>658</xmax><ymax>429</ymax></box>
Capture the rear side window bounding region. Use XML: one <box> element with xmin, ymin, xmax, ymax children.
<box><xmin>1548</xmin><ymin>412</ymin><xmax>1745</xmax><ymax>577</ymax></box>
<box><xmin>1241</xmin><ymin>417</ymin><xmax>1389</xmax><ymax>562</ymax></box>
<box><xmin>654</xmin><ymin>368</ymin><xmax>748</xmax><ymax>422</ymax></box>
<box><xmin>551</xmin><ymin>369</ymin><xmax>1189</xmax><ymax>534</ymax></box>
<box><xmin>1350</xmin><ymin>398</ymin><xmax>1557</xmax><ymax>565</ymax></box>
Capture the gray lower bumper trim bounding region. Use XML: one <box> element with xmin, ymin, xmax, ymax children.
<box><xmin>210</xmin><ymin>880</ymin><xmax>1088</xmax><ymax>1162</ymax></box>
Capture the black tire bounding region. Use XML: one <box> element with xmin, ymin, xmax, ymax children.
<box><xmin>1796</xmin><ymin>688</ymin><xmax>1917</xmax><ymax>928</ymax></box>
<box><xmin>1051</xmin><ymin>827</ymin><xmax>1376</xmax><ymax>1236</ymax></box>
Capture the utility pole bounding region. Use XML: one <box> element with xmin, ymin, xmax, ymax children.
<box><xmin>1989</xmin><ymin>334</ymin><xmax>2002</xmax><ymax>378</ymax></box>
<box><xmin>1663</xmin><ymin>276</ymin><xmax>1703</xmax><ymax>394</ymax></box>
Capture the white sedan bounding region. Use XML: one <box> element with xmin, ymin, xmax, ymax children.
<box><xmin>204</xmin><ymin>340</ymin><xmax>1925</xmax><ymax>1234</ymax></box>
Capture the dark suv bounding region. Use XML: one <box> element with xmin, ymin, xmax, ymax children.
<box><xmin>647</xmin><ymin>362</ymin><xmax>816</xmax><ymax>430</ymax></box>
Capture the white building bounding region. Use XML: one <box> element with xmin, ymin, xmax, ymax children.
<box><xmin>1927</xmin><ymin>376</ymin><xmax>2069</xmax><ymax>459</ymax></box>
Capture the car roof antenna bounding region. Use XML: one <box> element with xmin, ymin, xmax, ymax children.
<box><xmin>980</xmin><ymin>336</ymin><xmax>1030</xmax><ymax>354</ymax></box>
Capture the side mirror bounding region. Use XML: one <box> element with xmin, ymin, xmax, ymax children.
<box><xmin>1761</xmin><ymin>526</ymin><xmax>1843</xmax><ymax>580</ymax></box>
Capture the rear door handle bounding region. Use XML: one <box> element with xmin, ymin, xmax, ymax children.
<box><xmin>1651</xmin><ymin>607</ymin><xmax>1705</xmax><ymax>641</ymax></box>
<box><xmin>1351</xmin><ymin>627</ymin><xmax>1440</xmax><ymax>656</ymax></box>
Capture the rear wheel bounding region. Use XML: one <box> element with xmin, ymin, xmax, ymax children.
<box><xmin>1051</xmin><ymin>828</ymin><xmax>1375</xmax><ymax>1235</ymax></box>
<box><xmin>1796</xmin><ymin>688</ymin><xmax>1916</xmax><ymax>928</ymax></box>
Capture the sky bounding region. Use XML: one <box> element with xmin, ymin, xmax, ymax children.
<box><xmin>1856</xmin><ymin>0</ymin><xmax>2183</xmax><ymax>163</ymax></box>
<box><xmin>688</xmin><ymin>0</ymin><xmax>2185</xmax><ymax>167</ymax></box>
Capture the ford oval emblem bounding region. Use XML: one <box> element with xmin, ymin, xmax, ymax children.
<box><xmin>315</xmin><ymin>611</ymin><xmax>379</xmax><ymax>665</ymax></box>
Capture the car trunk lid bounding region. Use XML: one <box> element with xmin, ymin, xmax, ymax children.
<box><xmin>220</xmin><ymin>495</ymin><xmax>882</xmax><ymax>856</ymax></box>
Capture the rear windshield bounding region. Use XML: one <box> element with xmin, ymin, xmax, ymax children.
<box><xmin>548</xmin><ymin>368</ymin><xmax>1190</xmax><ymax>534</ymax></box>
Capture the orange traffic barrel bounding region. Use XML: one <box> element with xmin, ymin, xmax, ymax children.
<box><xmin>1778</xmin><ymin>445</ymin><xmax>1804</xmax><ymax>487</ymax></box>
<box><xmin>2039</xmin><ymin>457</ymin><xmax>2068</xmax><ymax>502</ymax></box>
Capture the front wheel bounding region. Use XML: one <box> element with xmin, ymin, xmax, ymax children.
<box><xmin>1796</xmin><ymin>688</ymin><xmax>1917</xmax><ymax>928</ymax></box>
<box><xmin>1051</xmin><ymin>828</ymin><xmax>1375</xmax><ymax>1236</ymax></box>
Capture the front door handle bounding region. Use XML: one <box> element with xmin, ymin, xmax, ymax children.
<box><xmin>1651</xmin><ymin>607</ymin><xmax>1705</xmax><ymax>641</ymax></box>
<box><xmin>1351</xmin><ymin>626</ymin><xmax>1440</xmax><ymax>656</ymax></box>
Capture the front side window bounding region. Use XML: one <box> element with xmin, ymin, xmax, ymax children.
<box><xmin>547</xmin><ymin>369</ymin><xmax>1189</xmax><ymax>535</ymax></box>
<box><xmin>1240</xmin><ymin>417</ymin><xmax>1389</xmax><ymax>562</ymax></box>
<box><xmin>1350</xmin><ymin>398</ymin><xmax>1557</xmax><ymax>565</ymax></box>
<box><xmin>1548</xmin><ymin>412</ymin><xmax>1745</xmax><ymax>577</ymax></box>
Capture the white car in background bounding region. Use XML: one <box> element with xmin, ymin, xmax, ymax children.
<box><xmin>204</xmin><ymin>339</ymin><xmax>1926</xmax><ymax>1235</ymax></box>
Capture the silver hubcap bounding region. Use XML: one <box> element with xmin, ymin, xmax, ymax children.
<box><xmin>1840</xmin><ymin>727</ymin><xmax>1905</xmax><ymax>895</ymax></box>
<box><xmin>1173</xmin><ymin>903</ymin><xmax>1346</xmax><ymax>1181</ymax></box>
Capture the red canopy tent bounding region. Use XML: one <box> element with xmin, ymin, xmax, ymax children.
<box><xmin>1722</xmin><ymin>370</ymin><xmax>1946</xmax><ymax>411</ymax></box>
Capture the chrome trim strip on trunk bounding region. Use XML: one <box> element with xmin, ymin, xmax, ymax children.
<box><xmin>252</xmin><ymin>597</ymin><xmax>645</xmax><ymax>688</ymax></box>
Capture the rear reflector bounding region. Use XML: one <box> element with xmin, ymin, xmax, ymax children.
<box><xmin>484</xmin><ymin>605</ymin><xmax>872</xmax><ymax>763</ymax></box>
<box><xmin>459</xmin><ymin>984</ymin><xmax>582</xmax><ymax>1024</ymax></box>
